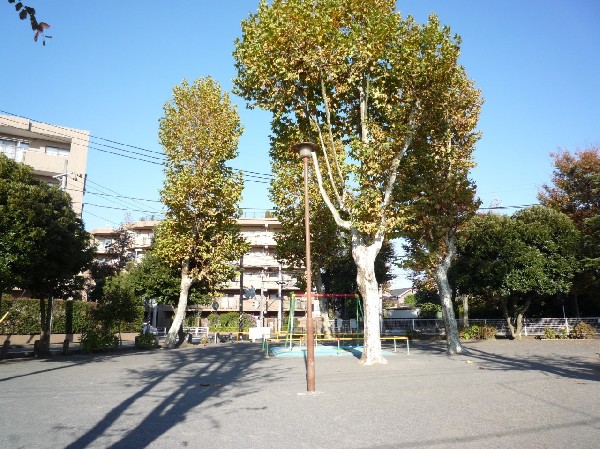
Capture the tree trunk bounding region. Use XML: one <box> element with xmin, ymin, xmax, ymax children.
<box><xmin>351</xmin><ymin>230</ymin><xmax>386</xmax><ymax>365</ymax></box>
<box><xmin>40</xmin><ymin>296</ymin><xmax>54</xmax><ymax>355</ymax></box>
<box><xmin>461</xmin><ymin>294</ymin><xmax>469</xmax><ymax>328</ymax></box>
<box><xmin>502</xmin><ymin>297</ymin><xmax>516</xmax><ymax>339</ymax></box>
<box><xmin>570</xmin><ymin>294</ymin><xmax>580</xmax><ymax>318</ymax></box>
<box><xmin>164</xmin><ymin>259</ymin><xmax>193</xmax><ymax>349</ymax></box>
<box><xmin>315</xmin><ymin>270</ymin><xmax>332</xmax><ymax>338</ymax></box>
<box><xmin>433</xmin><ymin>237</ymin><xmax>462</xmax><ymax>355</ymax></box>
<box><xmin>514</xmin><ymin>297</ymin><xmax>531</xmax><ymax>340</ymax></box>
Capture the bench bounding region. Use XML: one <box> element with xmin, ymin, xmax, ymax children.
<box><xmin>186</xmin><ymin>327</ymin><xmax>209</xmax><ymax>344</ymax></box>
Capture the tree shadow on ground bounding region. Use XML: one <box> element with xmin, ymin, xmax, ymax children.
<box><xmin>410</xmin><ymin>340</ymin><xmax>600</xmax><ymax>382</ymax></box>
<box><xmin>0</xmin><ymin>349</ymin><xmax>158</xmax><ymax>383</ymax></box>
<box><xmin>60</xmin><ymin>344</ymin><xmax>287</xmax><ymax>448</ymax></box>
<box><xmin>462</xmin><ymin>345</ymin><xmax>600</xmax><ymax>382</ymax></box>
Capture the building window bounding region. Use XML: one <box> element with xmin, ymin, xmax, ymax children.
<box><xmin>45</xmin><ymin>146</ymin><xmax>70</xmax><ymax>157</ymax></box>
<box><xmin>0</xmin><ymin>138</ymin><xmax>29</xmax><ymax>161</ymax></box>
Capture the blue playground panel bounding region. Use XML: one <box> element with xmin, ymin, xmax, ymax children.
<box><xmin>269</xmin><ymin>344</ymin><xmax>396</xmax><ymax>358</ymax></box>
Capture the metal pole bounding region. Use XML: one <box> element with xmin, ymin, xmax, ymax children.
<box><xmin>302</xmin><ymin>151</ymin><xmax>315</xmax><ymax>392</ymax></box>
<box><xmin>239</xmin><ymin>256</ymin><xmax>244</xmax><ymax>337</ymax></box>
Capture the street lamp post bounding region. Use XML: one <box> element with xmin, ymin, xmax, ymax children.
<box><xmin>294</xmin><ymin>142</ymin><xmax>317</xmax><ymax>393</ymax></box>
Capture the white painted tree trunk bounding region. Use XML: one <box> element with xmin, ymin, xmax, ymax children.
<box><xmin>164</xmin><ymin>259</ymin><xmax>193</xmax><ymax>349</ymax></box>
<box><xmin>315</xmin><ymin>270</ymin><xmax>332</xmax><ymax>338</ymax></box>
<box><xmin>433</xmin><ymin>237</ymin><xmax>462</xmax><ymax>355</ymax></box>
<box><xmin>352</xmin><ymin>230</ymin><xmax>386</xmax><ymax>365</ymax></box>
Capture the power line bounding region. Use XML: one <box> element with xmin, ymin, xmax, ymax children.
<box><xmin>478</xmin><ymin>203</ymin><xmax>540</xmax><ymax>210</ymax></box>
<box><xmin>82</xmin><ymin>209</ymin><xmax>113</xmax><ymax>223</ymax></box>
<box><xmin>84</xmin><ymin>202</ymin><xmax>166</xmax><ymax>214</ymax></box>
<box><xmin>0</xmin><ymin>110</ymin><xmax>275</xmax><ymax>180</ymax></box>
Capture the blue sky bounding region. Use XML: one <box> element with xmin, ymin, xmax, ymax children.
<box><xmin>2</xmin><ymin>1</ymin><xmax>599</xmax><ymax>286</ymax></box>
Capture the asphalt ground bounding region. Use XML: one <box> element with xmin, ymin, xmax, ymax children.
<box><xmin>1</xmin><ymin>338</ymin><xmax>599</xmax><ymax>449</ymax></box>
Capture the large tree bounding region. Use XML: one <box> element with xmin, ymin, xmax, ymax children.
<box><xmin>0</xmin><ymin>154</ymin><xmax>95</xmax><ymax>353</ymax></box>
<box><xmin>538</xmin><ymin>148</ymin><xmax>600</xmax><ymax>314</ymax></box>
<box><xmin>398</xmin><ymin>100</ymin><xmax>481</xmax><ymax>353</ymax></box>
<box><xmin>454</xmin><ymin>207</ymin><xmax>580</xmax><ymax>339</ymax></box>
<box><xmin>234</xmin><ymin>0</ymin><xmax>481</xmax><ymax>363</ymax></box>
<box><xmin>126</xmin><ymin>252</ymin><xmax>211</xmax><ymax>307</ymax></box>
<box><xmin>539</xmin><ymin>148</ymin><xmax>600</xmax><ymax>228</ymax></box>
<box><xmin>154</xmin><ymin>77</ymin><xmax>249</xmax><ymax>349</ymax></box>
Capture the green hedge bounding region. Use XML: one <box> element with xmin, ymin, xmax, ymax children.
<box><xmin>0</xmin><ymin>298</ymin><xmax>143</xmax><ymax>335</ymax></box>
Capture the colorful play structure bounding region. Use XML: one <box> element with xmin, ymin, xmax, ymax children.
<box><xmin>266</xmin><ymin>292</ymin><xmax>409</xmax><ymax>357</ymax></box>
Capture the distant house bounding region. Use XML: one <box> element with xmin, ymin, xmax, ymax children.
<box><xmin>387</xmin><ymin>287</ymin><xmax>415</xmax><ymax>306</ymax></box>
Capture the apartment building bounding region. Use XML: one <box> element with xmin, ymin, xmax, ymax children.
<box><xmin>0</xmin><ymin>114</ymin><xmax>89</xmax><ymax>215</ymax></box>
<box><xmin>90</xmin><ymin>217</ymin><xmax>305</xmax><ymax>332</ymax></box>
<box><xmin>92</xmin><ymin>220</ymin><xmax>159</xmax><ymax>264</ymax></box>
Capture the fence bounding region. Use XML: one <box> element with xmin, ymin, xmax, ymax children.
<box><xmin>381</xmin><ymin>317</ymin><xmax>600</xmax><ymax>336</ymax></box>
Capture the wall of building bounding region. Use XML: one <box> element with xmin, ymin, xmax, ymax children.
<box><xmin>0</xmin><ymin>115</ymin><xmax>89</xmax><ymax>215</ymax></box>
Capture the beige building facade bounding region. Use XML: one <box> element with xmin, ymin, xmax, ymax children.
<box><xmin>0</xmin><ymin>114</ymin><xmax>89</xmax><ymax>215</ymax></box>
<box><xmin>90</xmin><ymin>217</ymin><xmax>304</xmax><ymax>331</ymax></box>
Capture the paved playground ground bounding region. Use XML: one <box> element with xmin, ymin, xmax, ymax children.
<box><xmin>1</xmin><ymin>338</ymin><xmax>599</xmax><ymax>449</ymax></box>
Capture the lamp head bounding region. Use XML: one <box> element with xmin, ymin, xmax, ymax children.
<box><xmin>293</xmin><ymin>142</ymin><xmax>317</xmax><ymax>160</ymax></box>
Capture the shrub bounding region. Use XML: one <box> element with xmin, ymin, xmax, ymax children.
<box><xmin>569</xmin><ymin>322</ymin><xmax>597</xmax><ymax>339</ymax></box>
<box><xmin>462</xmin><ymin>324</ymin><xmax>496</xmax><ymax>340</ymax></box>
<box><xmin>0</xmin><ymin>298</ymin><xmax>96</xmax><ymax>334</ymax></box>
<box><xmin>135</xmin><ymin>332</ymin><xmax>157</xmax><ymax>348</ymax></box>
<box><xmin>80</xmin><ymin>327</ymin><xmax>118</xmax><ymax>353</ymax></box>
<box><xmin>419</xmin><ymin>302</ymin><xmax>441</xmax><ymax>319</ymax></box>
<box><xmin>403</xmin><ymin>294</ymin><xmax>416</xmax><ymax>306</ymax></box>
<box><xmin>207</xmin><ymin>312</ymin><xmax>255</xmax><ymax>332</ymax></box>
<box><xmin>558</xmin><ymin>326</ymin><xmax>568</xmax><ymax>339</ymax></box>
<box><xmin>543</xmin><ymin>327</ymin><xmax>557</xmax><ymax>339</ymax></box>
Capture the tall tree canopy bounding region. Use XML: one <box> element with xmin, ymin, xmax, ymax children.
<box><xmin>398</xmin><ymin>100</ymin><xmax>481</xmax><ymax>353</ymax></box>
<box><xmin>539</xmin><ymin>147</ymin><xmax>600</xmax><ymax>229</ymax></box>
<box><xmin>453</xmin><ymin>207</ymin><xmax>580</xmax><ymax>338</ymax></box>
<box><xmin>234</xmin><ymin>0</ymin><xmax>481</xmax><ymax>363</ymax></box>
<box><xmin>154</xmin><ymin>77</ymin><xmax>249</xmax><ymax>348</ymax></box>
<box><xmin>0</xmin><ymin>154</ymin><xmax>94</xmax><ymax>352</ymax></box>
<box><xmin>538</xmin><ymin>147</ymin><xmax>600</xmax><ymax>313</ymax></box>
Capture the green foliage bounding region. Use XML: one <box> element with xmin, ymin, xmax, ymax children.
<box><xmin>234</xmin><ymin>2</ymin><xmax>482</xmax><ymax>361</ymax></box>
<box><xmin>207</xmin><ymin>312</ymin><xmax>254</xmax><ymax>332</ymax></box>
<box><xmin>321</xmin><ymin>239</ymin><xmax>396</xmax><ymax>294</ymax></box>
<box><xmin>415</xmin><ymin>289</ymin><xmax>440</xmax><ymax>305</ymax></box>
<box><xmin>403</xmin><ymin>294</ymin><xmax>416</xmax><ymax>306</ymax></box>
<box><xmin>94</xmin><ymin>273</ymin><xmax>143</xmax><ymax>334</ymax></box>
<box><xmin>283</xmin><ymin>313</ymin><xmax>299</xmax><ymax>333</ymax></box>
<box><xmin>568</xmin><ymin>322</ymin><xmax>596</xmax><ymax>339</ymax></box>
<box><xmin>454</xmin><ymin>207</ymin><xmax>580</xmax><ymax>334</ymax></box>
<box><xmin>80</xmin><ymin>326</ymin><xmax>118</xmax><ymax>353</ymax></box>
<box><xmin>382</xmin><ymin>298</ymin><xmax>397</xmax><ymax>309</ymax></box>
<box><xmin>0</xmin><ymin>298</ymin><xmax>40</xmax><ymax>334</ymax></box>
<box><xmin>419</xmin><ymin>302</ymin><xmax>441</xmax><ymax>319</ymax></box>
<box><xmin>0</xmin><ymin>154</ymin><xmax>95</xmax><ymax>300</ymax></box>
<box><xmin>461</xmin><ymin>324</ymin><xmax>496</xmax><ymax>340</ymax></box>
<box><xmin>0</xmin><ymin>298</ymin><xmax>94</xmax><ymax>334</ymax></box>
<box><xmin>154</xmin><ymin>77</ymin><xmax>248</xmax><ymax>291</ymax></box>
<box><xmin>543</xmin><ymin>326</ymin><xmax>570</xmax><ymax>339</ymax></box>
<box><xmin>135</xmin><ymin>332</ymin><xmax>157</xmax><ymax>348</ymax></box>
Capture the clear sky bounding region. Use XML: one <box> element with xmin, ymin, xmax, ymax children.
<box><xmin>2</xmin><ymin>1</ymin><xmax>599</xmax><ymax>287</ymax></box>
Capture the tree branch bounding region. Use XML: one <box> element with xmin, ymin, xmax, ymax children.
<box><xmin>311</xmin><ymin>151</ymin><xmax>351</xmax><ymax>230</ymax></box>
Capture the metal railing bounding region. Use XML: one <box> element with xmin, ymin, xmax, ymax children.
<box><xmin>382</xmin><ymin>317</ymin><xmax>600</xmax><ymax>336</ymax></box>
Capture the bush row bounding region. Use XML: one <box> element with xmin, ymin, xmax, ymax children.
<box><xmin>0</xmin><ymin>298</ymin><xmax>143</xmax><ymax>335</ymax></box>
<box><xmin>543</xmin><ymin>322</ymin><xmax>596</xmax><ymax>339</ymax></box>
